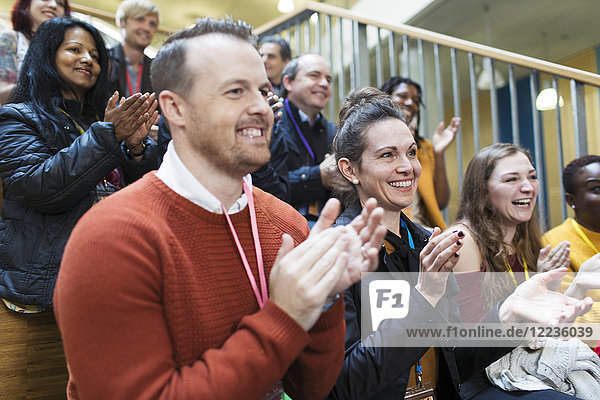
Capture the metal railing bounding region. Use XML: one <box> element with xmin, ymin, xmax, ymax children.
<box><xmin>256</xmin><ymin>2</ymin><xmax>600</xmax><ymax>230</ymax></box>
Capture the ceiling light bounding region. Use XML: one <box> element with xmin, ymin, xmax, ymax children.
<box><xmin>476</xmin><ymin>59</ymin><xmax>506</xmax><ymax>91</ymax></box>
<box><xmin>277</xmin><ymin>0</ymin><xmax>295</xmax><ymax>13</ymax></box>
<box><xmin>536</xmin><ymin>87</ymin><xmax>564</xmax><ymax>111</ymax></box>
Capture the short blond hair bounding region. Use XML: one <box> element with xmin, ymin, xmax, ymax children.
<box><xmin>115</xmin><ymin>0</ymin><xmax>160</xmax><ymax>27</ymax></box>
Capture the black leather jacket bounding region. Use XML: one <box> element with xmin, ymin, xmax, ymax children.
<box><xmin>328</xmin><ymin>202</ymin><xmax>512</xmax><ymax>400</ymax></box>
<box><xmin>0</xmin><ymin>101</ymin><xmax>158</xmax><ymax>306</ymax></box>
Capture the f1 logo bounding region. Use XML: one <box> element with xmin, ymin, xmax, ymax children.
<box><xmin>369</xmin><ymin>280</ymin><xmax>410</xmax><ymax>330</ymax></box>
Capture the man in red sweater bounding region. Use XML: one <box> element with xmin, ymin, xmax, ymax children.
<box><xmin>54</xmin><ymin>18</ymin><xmax>387</xmax><ymax>400</ymax></box>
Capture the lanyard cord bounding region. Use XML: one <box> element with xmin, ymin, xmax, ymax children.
<box><xmin>504</xmin><ymin>256</ymin><xmax>529</xmax><ymax>287</ymax></box>
<box><xmin>571</xmin><ymin>218</ymin><xmax>599</xmax><ymax>254</ymax></box>
<box><xmin>221</xmin><ymin>180</ymin><xmax>268</xmax><ymax>308</ymax></box>
<box><xmin>400</xmin><ymin>218</ymin><xmax>415</xmax><ymax>249</ymax></box>
<box><xmin>59</xmin><ymin>108</ymin><xmax>85</xmax><ymax>135</ymax></box>
<box><xmin>284</xmin><ymin>98</ymin><xmax>316</xmax><ymax>161</ymax></box>
<box><xmin>125</xmin><ymin>63</ymin><xmax>143</xmax><ymax>96</ymax></box>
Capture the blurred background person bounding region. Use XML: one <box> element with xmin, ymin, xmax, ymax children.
<box><xmin>0</xmin><ymin>17</ymin><xmax>158</xmax><ymax>398</ymax></box>
<box><xmin>544</xmin><ymin>154</ymin><xmax>600</xmax><ymax>324</ymax></box>
<box><xmin>269</xmin><ymin>53</ymin><xmax>340</xmax><ymax>226</ymax></box>
<box><xmin>0</xmin><ymin>0</ymin><xmax>69</xmax><ymax>105</ymax></box>
<box><xmin>380</xmin><ymin>76</ymin><xmax>459</xmax><ymax>230</ymax></box>
<box><xmin>260</xmin><ymin>35</ymin><xmax>291</xmax><ymax>97</ymax></box>
<box><xmin>107</xmin><ymin>0</ymin><xmax>159</xmax><ymax>98</ymax></box>
<box><xmin>108</xmin><ymin>0</ymin><xmax>160</xmax><ymax>142</ymax></box>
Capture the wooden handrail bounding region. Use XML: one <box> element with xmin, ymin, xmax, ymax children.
<box><xmin>256</xmin><ymin>1</ymin><xmax>600</xmax><ymax>87</ymax></box>
<box><xmin>70</xmin><ymin>3</ymin><xmax>175</xmax><ymax>35</ymax></box>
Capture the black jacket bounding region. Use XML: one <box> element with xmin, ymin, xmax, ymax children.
<box><xmin>268</xmin><ymin>100</ymin><xmax>336</xmax><ymax>219</ymax></box>
<box><xmin>0</xmin><ymin>101</ymin><xmax>158</xmax><ymax>306</ymax></box>
<box><xmin>328</xmin><ymin>202</ymin><xmax>513</xmax><ymax>400</ymax></box>
<box><xmin>107</xmin><ymin>43</ymin><xmax>153</xmax><ymax>97</ymax></box>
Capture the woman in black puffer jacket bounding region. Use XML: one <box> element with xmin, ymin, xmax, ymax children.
<box><xmin>0</xmin><ymin>18</ymin><xmax>158</xmax><ymax>312</ymax></box>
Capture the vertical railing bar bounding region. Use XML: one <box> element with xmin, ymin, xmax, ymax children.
<box><xmin>402</xmin><ymin>35</ymin><xmax>409</xmax><ymax>77</ymax></box>
<box><xmin>487</xmin><ymin>58</ymin><xmax>500</xmax><ymax>143</ymax></box>
<box><xmin>508</xmin><ymin>64</ymin><xmax>520</xmax><ymax>145</ymax></box>
<box><xmin>418</xmin><ymin>39</ymin><xmax>428</xmax><ymax>137</ymax></box>
<box><xmin>450</xmin><ymin>48</ymin><xmax>462</xmax><ymax>190</ymax></box>
<box><xmin>304</xmin><ymin>19</ymin><xmax>310</xmax><ymax>53</ymax></box>
<box><xmin>553</xmin><ymin>76</ymin><xmax>567</xmax><ymax>221</ymax></box>
<box><xmin>326</xmin><ymin>14</ymin><xmax>334</xmax><ymax>119</ymax></box>
<box><xmin>294</xmin><ymin>24</ymin><xmax>301</xmax><ymax>56</ymax></box>
<box><xmin>389</xmin><ymin>31</ymin><xmax>396</xmax><ymax>78</ymax></box>
<box><xmin>434</xmin><ymin>43</ymin><xmax>444</xmax><ymax>127</ymax></box>
<box><xmin>376</xmin><ymin>27</ymin><xmax>383</xmax><ymax>88</ymax></box>
<box><xmin>468</xmin><ymin>52</ymin><xmax>480</xmax><ymax>152</ymax></box>
<box><xmin>352</xmin><ymin>20</ymin><xmax>360</xmax><ymax>89</ymax></box>
<box><xmin>315</xmin><ymin>13</ymin><xmax>321</xmax><ymax>55</ymax></box>
<box><xmin>570</xmin><ymin>79</ymin><xmax>588</xmax><ymax>157</ymax></box>
<box><xmin>530</xmin><ymin>70</ymin><xmax>547</xmax><ymax>230</ymax></box>
<box><xmin>338</xmin><ymin>17</ymin><xmax>345</xmax><ymax>106</ymax></box>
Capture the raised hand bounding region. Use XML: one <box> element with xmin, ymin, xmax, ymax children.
<box><xmin>537</xmin><ymin>241</ymin><xmax>571</xmax><ymax>273</ymax></box>
<box><xmin>319</xmin><ymin>154</ymin><xmax>340</xmax><ymax>190</ymax></box>
<box><xmin>124</xmin><ymin>92</ymin><xmax>159</xmax><ymax>153</ymax></box>
<box><xmin>104</xmin><ymin>92</ymin><xmax>155</xmax><ymax>143</ymax></box>
<box><xmin>432</xmin><ymin>117</ymin><xmax>460</xmax><ymax>154</ymax></box>
<box><xmin>500</xmin><ymin>267</ymin><xmax>593</xmax><ymax>325</ymax></box>
<box><xmin>565</xmin><ymin>252</ymin><xmax>600</xmax><ymax>300</ymax></box>
<box><xmin>267</xmin><ymin>91</ymin><xmax>283</xmax><ymax>122</ymax></box>
<box><xmin>269</xmin><ymin>228</ymin><xmax>349</xmax><ymax>331</ymax></box>
<box><xmin>416</xmin><ymin>228</ymin><xmax>463</xmax><ymax>306</ymax></box>
<box><xmin>311</xmin><ymin>198</ymin><xmax>386</xmax><ymax>296</ymax></box>
<box><xmin>537</xmin><ymin>241</ymin><xmax>571</xmax><ymax>290</ymax></box>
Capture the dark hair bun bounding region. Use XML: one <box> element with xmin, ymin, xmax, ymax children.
<box><xmin>339</xmin><ymin>87</ymin><xmax>394</xmax><ymax>130</ymax></box>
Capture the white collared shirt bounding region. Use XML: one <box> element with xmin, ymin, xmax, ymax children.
<box><xmin>155</xmin><ymin>141</ymin><xmax>250</xmax><ymax>214</ymax></box>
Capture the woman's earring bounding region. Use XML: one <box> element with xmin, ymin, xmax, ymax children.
<box><xmin>571</xmin><ymin>204</ymin><xmax>576</xmax><ymax>209</ymax></box>
<box><xmin>352</xmin><ymin>178</ymin><xmax>359</xmax><ymax>185</ymax></box>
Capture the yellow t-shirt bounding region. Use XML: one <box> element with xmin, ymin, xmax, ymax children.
<box><xmin>543</xmin><ymin>218</ymin><xmax>600</xmax><ymax>324</ymax></box>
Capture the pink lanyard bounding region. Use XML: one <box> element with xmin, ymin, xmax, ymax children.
<box><xmin>221</xmin><ymin>181</ymin><xmax>268</xmax><ymax>308</ymax></box>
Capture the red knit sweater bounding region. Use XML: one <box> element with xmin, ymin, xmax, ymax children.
<box><xmin>54</xmin><ymin>173</ymin><xmax>345</xmax><ymax>400</ymax></box>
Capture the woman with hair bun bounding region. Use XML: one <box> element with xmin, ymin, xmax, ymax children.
<box><xmin>328</xmin><ymin>87</ymin><xmax>591</xmax><ymax>400</ymax></box>
<box><xmin>380</xmin><ymin>76</ymin><xmax>459</xmax><ymax>230</ymax></box>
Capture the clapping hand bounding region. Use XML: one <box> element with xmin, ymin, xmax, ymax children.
<box><xmin>104</xmin><ymin>92</ymin><xmax>158</xmax><ymax>147</ymax></box>
<box><xmin>500</xmin><ymin>267</ymin><xmax>593</xmax><ymax>325</ymax></box>
<box><xmin>269</xmin><ymin>198</ymin><xmax>386</xmax><ymax>331</ymax></box>
<box><xmin>565</xmin><ymin>252</ymin><xmax>600</xmax><ymax>300</ymax></box>
<box><xmin>416</xmin><ymin>228</ymin><xmax>464</xmax><ymax>307</ymax></box>
<box><xmin>537</xmin><ymin>240</ymin><xmax>571</xmax><ymax>290</ymax></box>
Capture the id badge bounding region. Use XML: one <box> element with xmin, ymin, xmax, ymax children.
<box><xmin>261</xmin><ymin>381</ymin><xmax>284</xmax><ymax>400</ymax></box>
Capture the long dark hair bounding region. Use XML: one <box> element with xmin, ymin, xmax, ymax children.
<box><xmin>11</xmin><ymin>0</ymin><xmax>72</xmax><ymax>39</ymax></box>
<box><xmin>10</xmin><ymin>18</ymin><xmax>108</xmax><ymax>149</ymax></box>
<box><xmin>456</xmin><ymin>143</ymin><xmax>542</xmax><ymax>309</ymax></box>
